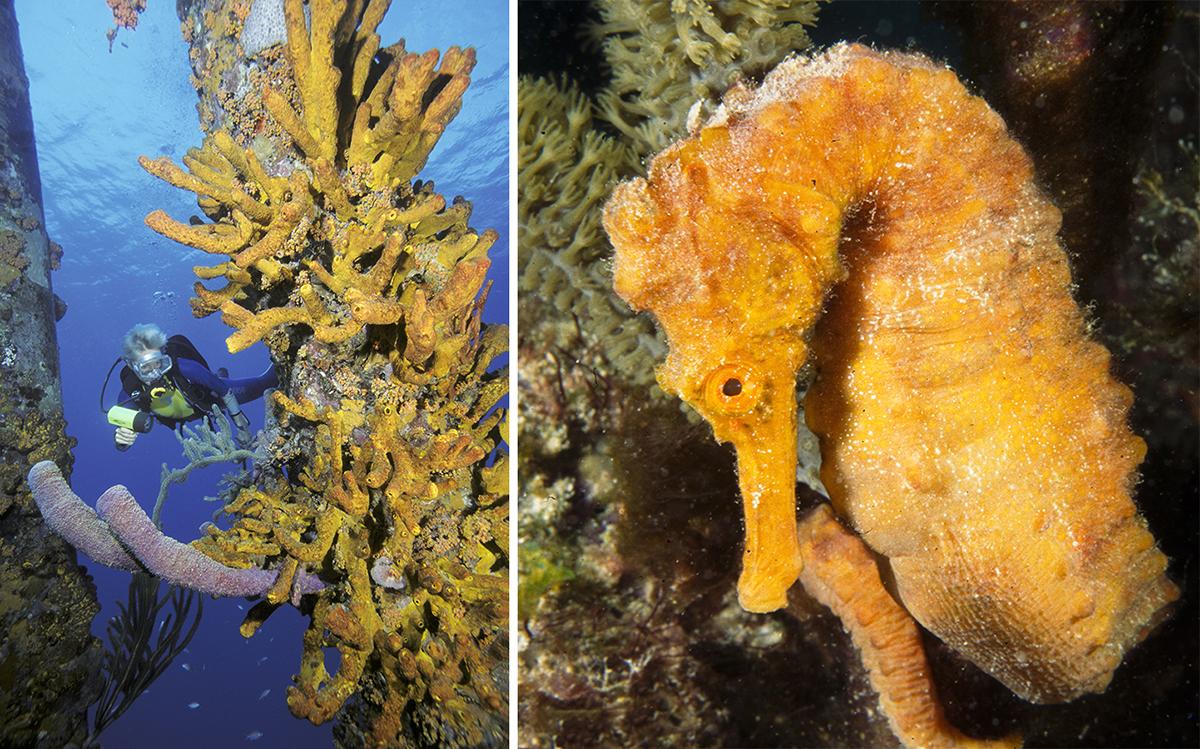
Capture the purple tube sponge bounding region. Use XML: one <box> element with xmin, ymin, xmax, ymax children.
<box><xmin>27</xmin><ymin>460</ymin><xmax>139</xmax><ymax>572</ymax></box>
<box><xmin>96</xmin><ymin>484</ymin><xmax>280</xmax><ymax>597</ymax></box>
<box><xmin>27</xmin><ymin>460</ymin><xmax>324</xmax><ymax>601</ymax></box>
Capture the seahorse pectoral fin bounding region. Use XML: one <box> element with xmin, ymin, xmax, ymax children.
<box><xmin>731</xmin><ymin>387</ymin><xmax>803</xmax><ymax>614</ymax></box>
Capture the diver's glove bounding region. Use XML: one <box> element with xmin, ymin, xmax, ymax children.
<box><xmin>114</xmin><ymin>426</ymin><xmax>137</xmax><ymax>451</ymax></box>
<box><xmin>222</xmin><ymin>391</ymin><xmax>253</xmax><ymax>449</ymax></box>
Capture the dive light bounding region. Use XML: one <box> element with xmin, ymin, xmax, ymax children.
<box><xmin>107</xmin><ymin>405</ymin><xmax>153</xmax><ymax>433</ymax></box>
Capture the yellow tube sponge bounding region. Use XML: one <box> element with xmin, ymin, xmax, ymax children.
<box><xmin>346</xmin><ymin>47</ymin><xmax>478</xmax><ymax>189</ymax></box>
<box><xmin>274</xmin><ymin>507</ymin><xmax>341</xmax><ymax>564</ymax></box>
<box><xmin>140</xmin><ymin>153</ymin><xmax>274</xmax><ymax>223</ymax></box>
<box><xmin>402</xmin><ymin>257</ymin><xmax>490</xmax><ymax>365</ymax></box>
<box><xmin>232</xmin><ymin>173</ymin><xmax>312</xmax><ymax>269</ymax></box>
<box><xmin>144</xmin><ymin>210</ymin><xmax>251</xmax><ymax>254</ymax></box>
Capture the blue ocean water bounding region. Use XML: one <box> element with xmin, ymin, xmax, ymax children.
<box><xmin>13</xmin><ymin>1</ymin><xmax>508</xmax><ymax>746</ymax></box>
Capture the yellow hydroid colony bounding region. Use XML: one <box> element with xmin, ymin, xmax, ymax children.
<box><xmin>605</xmin><ymin>43</ymin><xmax>1177</xmax><ymax>748</ymax></box>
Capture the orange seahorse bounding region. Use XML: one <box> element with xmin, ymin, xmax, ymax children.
<box><xmin>603</xmin><ymin>43</ymin><xmax>1178</xmax><ymax>748</ymax></box>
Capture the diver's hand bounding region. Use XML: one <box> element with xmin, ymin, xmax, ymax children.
<box><xmin>232</xmin><ymin>412</ymin><xmax>253</xmax><ymax>449</ymax></box>
<box><xmin>115</xmin><ymin>427</ymin><xmax>137</xmax><ymax>451</ymax></box>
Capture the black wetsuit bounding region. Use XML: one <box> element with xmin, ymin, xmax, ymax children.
<box><xmin>118</xmin><ymin>335</ymin><xmax>277</xmax><ymax>430</ymax></box>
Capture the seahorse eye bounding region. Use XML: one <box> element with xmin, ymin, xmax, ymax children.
<box><xmin>704</xmin><ymin>364</ymin><xmax>759</xmax><ymax>415</ymax></box>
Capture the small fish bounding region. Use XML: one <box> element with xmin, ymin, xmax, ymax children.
<box><xmin>237</xmin><ymin>604</ymin><xmax>245</xmax><ymax>610</ymax></box>
<box><xmin>181</xmin><ymin>663</ymin><xmax>190</xmax><ymax>672</ymax></box>
<box><xmin>187</xmin><ymin>702</ymin><xmax>200</xmax><ymax>710</ymax></box>
<box><xmin>257</xmin><ymin>656</ymin><xmax>268</xmax><ymax>666</ymax></box>
<box><xmin>257</xmin><ymin>689</ymin><xmax>270</xmax><ymax>701</ymax></box>
<box><xmin>246</xmin><ymin>731</ymin><xmax>263</xmax><ymax>741</ymax></box>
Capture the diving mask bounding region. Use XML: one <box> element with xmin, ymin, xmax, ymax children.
<box><xmin>131</xmin><ymin>351</ymin><xmax>172</xmax><ymax>383</ymax></box>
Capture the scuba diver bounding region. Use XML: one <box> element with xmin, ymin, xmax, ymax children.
<box><xmin>104</xmin><ymin>323</ymin><xmax>277</xmax><ymax>451</ymax></box>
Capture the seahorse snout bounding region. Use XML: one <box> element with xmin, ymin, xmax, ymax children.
<box><xmin>668</xmin><ymin>357</ymin><xmax>805</xmax><ymax>614</ymax></box>
<box><xmin>729</xmin><ymin>391</ymin><xmax>803</xmax><ymax>613</ymax></box>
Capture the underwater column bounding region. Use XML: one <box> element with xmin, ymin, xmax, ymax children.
<box><xmin>0</xmin><ymin>0</ymin><xmax>105</xmax><ymax>745</ymax></box>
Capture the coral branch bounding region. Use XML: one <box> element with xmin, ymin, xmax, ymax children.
<box><xmin>152</xmin><ymin>411</ymin><xmax>257</xmax><ymax>526</ymax></box>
